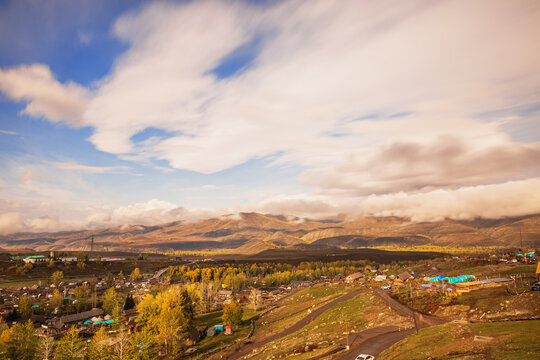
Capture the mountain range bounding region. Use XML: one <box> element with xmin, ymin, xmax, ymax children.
<box><xmin>0</xmin><ymin>212</ymin><xmax>539</xmax><ymax>254</ymax></box>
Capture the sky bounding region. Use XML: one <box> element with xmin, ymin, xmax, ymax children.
<box><xmin>0</xmin><ymin>0</ymin><xmax>539</xmax><ymax>234</ymax></box>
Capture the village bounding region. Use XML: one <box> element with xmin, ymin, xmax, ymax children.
<box><xmin>0</xmin><ymin>249</ymin><xmax>538</xmax><ymax>358</ymax></box>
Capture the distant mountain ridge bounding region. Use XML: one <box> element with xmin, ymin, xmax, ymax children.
<box><xmin>0</xmin><ymin>212</ymin><xmax>539</xmax><ymax>253</ymax></box>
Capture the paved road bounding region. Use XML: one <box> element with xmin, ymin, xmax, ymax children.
<box><xmin>214</xmin><ymin>288</ymin><xmax>366</xmax><ymax>360</ymax></box>
<box><xmin>337</xmin><ymin>329</ymin><xmax>415</xmax><ymax>360</ymax></box>
<box><xmin>332</xmin><ymin>289</ymin><xmax>447</xmax><ymax>359</ymax></box>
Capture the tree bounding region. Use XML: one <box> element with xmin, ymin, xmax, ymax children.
<box><xmin>105</xmin><ymin>273</ymin><xmax>115</xmax><ymax>288</ymax></box>
<box><xmin>130</xmin><ymin>268</ymin><xmax>140</xmax><ymax>281</ymax></box>
<box><xmin>113</xmin><ymin>326</ymin><xmax>131</xmax><ymax>360</ymax></box>
<box><xmin>53</xmin><ymin>326</ymin><xmax>84</xmax><ymax>360</ymax></box>
<box><xmin>136</xmin><ymin>288</ymin><xmax>190</xmax><ymax>357</ymax></box>
<box><xmin>118</xmin><ymin>270</ymin><xmax>124</xmax><ymax>279</ymax></box>
<box><xmin>51</xmin><ymin>271</ymin><xmax>63</xmax><ymax>288</ymax></box>
<box><xmin>249</xmin><ymin>289</ymin><xmax>261</xmax><ymax>311</ymax></box>
<box><xmin>123</xmin><ymin>294</ymin><xmax>135</xmax><ymax>311</ymax></box>
<box><xmin>86</xmin><ymin>327</ymin><xmax>113</xmax><ymax>360</ymax></box>
<box><xmin>126</xmin><ymin>327</ymin><xmax>155</xmax><ymax>360</ymax></box>
<box><xmin>102</xmin><ymin>287</ymin><xmax>118</xmax><ymax>315</ymax></box>
<box><xmin>18</xmin><ymin>295</ymin><xmax>32</xmax><ymax>320</ymax></box>
<box><xmin>222</xmin><ymin>300</ymin><xmax>243</xmax><ymax>327</ymax></box>
<box><xmin>51</xmin><ymin>289</ymin><xmax>64</xmax><ymax>312</ymax></box>
<box><xmin>4</xmin><ymin>320</ymin><xmax>38</xmax><ymax>360</ymax></box>
<box><xmin>73</xmin><ymin>285</ymin><xmax>89</xmax><ymax>313</ymax></box>
<box><xmin>0</xmin><ymin>317</ymin><xmax>8</xmax><ymax>334</ymax></box>
<box><xmin>37</xmin><ymin>336</ymin><xmax>55</xmax><ymax>360</ymax></box>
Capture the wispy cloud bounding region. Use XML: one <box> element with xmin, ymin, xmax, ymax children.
<box><xmin>0</xmin><ymin>129</ymin><xmax>17</xmax><ymax>136</ymax></box>
<box><xmin>48</xmin><ymin>161</ymin><xmax>130</xmax><ymax>173</ymax></box>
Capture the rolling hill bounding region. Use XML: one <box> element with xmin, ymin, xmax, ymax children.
<box><xmin>0</xmin><ymin>212</ymin><xmax>538</xmax><ymax>254</ymax></box>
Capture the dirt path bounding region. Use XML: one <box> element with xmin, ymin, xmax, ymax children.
<box><xmin>212</xmin><ymin>288</ymin><xmax>366</xmax><ymax>360</ymax></box>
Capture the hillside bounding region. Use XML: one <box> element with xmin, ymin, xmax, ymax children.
<box><xmin>0</xmin><ymin>212</ymin><xmax>539</xmax><ymax>253</ymax></box>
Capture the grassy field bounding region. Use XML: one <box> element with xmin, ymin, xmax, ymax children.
<box><xmin>253</xmin><ymin>285</ymin><xmax>351</xmax><ymax>339</ymax></box>
<box><xmin>378</xmin><ymin>320</ymin><xmax>540</xmax><ymax>360</ymax></box>
<box><xmin>0</xmin><ymin>275</ymin><xmax>97</xmax><ymax>288</ymax></box>
<box><xmin>191</xmin><ymin>307</ymin><xmax>261</xmax><ymax>359</ymax></box>
<box><xmin>247</xmin><ymin>291</ymin><xmax>410</xmax><ymax>360</ymax></box>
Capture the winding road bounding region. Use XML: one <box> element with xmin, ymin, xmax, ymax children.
<box><xmin>207</xmin><ymin>287</ymin><xmax>446</xmax><ymax>360</ymax></box>
<box><xmin>333</xmin><ymin>289</ymin><xmax>446</xmax><ymax>359</ymax></box>
<box><xmin>211</xmin><ymin>288</ymin><xmax>366</xmax><ymax>359</ymax></box>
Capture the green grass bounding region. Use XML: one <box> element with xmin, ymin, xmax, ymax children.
<box><xmin>249</xmin><ymin>291</ymin><xmax>409</xmax><ymax>360</ymax></box>
<box><xmin>500</xmin><ymin>264</ymin><xmax>536</xmax><ymax>275</ymax></box>
<box><xmin>379</xmin><ymin>325</ymin><xmax>459</xmax><ymax>360</ymax></box>
<box><xmin>193</xmin><ymin>310</ymin><xmax>223</xmax><ymax>327</ymax></box>
<box><xmin>0</xmin><ymin>275</ymin><xmax>96</xmax><ymax>288</ymax></box>
<box><xmin>191</xmin><ymin>306</ymin><xmax>262</xmax><ymax>359</ymax></box>
<box><xmin>255</xmin><ymin>285</ymin><xmax>350</xmax><ymax>337</ymax></box>
<box><xmin>468</xmin><ymin>321</ymin><xmax>540</xmax><ymax>360</ymax></box>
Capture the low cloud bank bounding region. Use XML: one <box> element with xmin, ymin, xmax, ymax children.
<box><xmin>1</xmin><ymin>178</ymin><xmax>539</xmax><ymax>235</ymax></box>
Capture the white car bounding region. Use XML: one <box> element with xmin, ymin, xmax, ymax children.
<box><xmin>355</xmin><ymin>355</ymin><xmax>375</xmax><ymax>360</ymax></box>
<box><xmin>381</xmin><ymin>285</ymin><xmax>391</xmax><ymax>290</ymax></box>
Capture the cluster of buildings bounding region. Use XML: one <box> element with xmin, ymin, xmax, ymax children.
<box><xmin>10</xmin><ymin>253</ymin><xmax>126</xmax><ymax>264</ymax></box>
<box><xmin>0</xmin><ymin>274</ymin><xmax>152</xmax><ymax>338</ymax></box>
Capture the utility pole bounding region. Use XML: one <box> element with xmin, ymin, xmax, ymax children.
<box><xmin>412</xmin><ymin>311</ymin><xmax>419</xmax><ymax>333</ymax></box>
<box><xmin>345</xmin><ymin>321</ymin><xmax>350</xmax><ymax>350</ymax></box>
<box><xmin>90</xmin><ymin>235</ymin><xmax>94</xmax><ymax>253</ymax></box>
<box><xmin>387</xmin><ymin>292</ymin><xmax>391</xmax><ymax>309</ymax></box>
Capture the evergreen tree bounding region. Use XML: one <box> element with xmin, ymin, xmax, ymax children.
<box><xmin>123</xmin><ymin>294</ymin><xmax>135</xmax><ymax>311</ymax></box>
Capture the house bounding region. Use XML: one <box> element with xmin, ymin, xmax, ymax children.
<box><xmin>398</xmin><ymin>271</ymin><xmax>413</xmax><ymax>281</ymax></box>
<box><xmin>373</xmin><ymin>274</ymin><xmax>387</xmax><ymax>282</ymax></box>
<box><xmin>23</xmin><ymin>255</ymin><xmax>48</xmax><ymax>264</ymax></box>
<box><xmin>289</xmin><ymin>280</ymin><xmax>312</xmax><ymax>288</ymax></box>
<box><xmin>225</xmin><ymin>325</ymin><xmax>233</xmax><ymax>335</ymax></box>
<box><xmin>59</xmin><ymin>256</ymin><xmax>78</xmax><ymax>263</ymax></box>
<box><xmin>55</xmin><ymin>308</ymin><xmax>103</xmax><ymax>328</ymax></box>
<box><xmin>218</xmin><ymin>290</ymin><xmax>233</xmax><ymax>298</ymax></box>
<box><xmin>345</xmin><ymin>272</ymin><xmax>363</xmax><ymax>282</ymax></box>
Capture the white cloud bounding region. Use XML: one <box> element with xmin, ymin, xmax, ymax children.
<box><xmin>48</xmin><ymin>161</ymin><xmax>130</xmax><ymax>173</ymax></box>
<box><xmin>0</xmin><ymin>129</ymin><xmax>17</xmax><ymax>135</ymax></box>
<box><xmin>1</xmin><ymin>0</ymin><xmax>540</xmax><ymax>230</ymax></box>
<box><xmin>0</xmin><ymin>64</ymin><xmax>89</xmax><ymax>125</ymax></box>
<box><xmin>77</xmin><ymin>30</ymin><xmax>93</xmax><ymax>45</ymax></box>
<box><xmin>0</xmin><ymin>212</ymin><xmax>25</xmax><ymax>234</ymax></box>
<box><xmin>357</xmin><ymin>178</ymin><xmax>540</xmax><ymax>222</ymax></box>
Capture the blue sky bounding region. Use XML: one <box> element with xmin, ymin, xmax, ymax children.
<box><xmin>0</xmin><ymin>0</ymin><xmax>539</xmax><ymax>233</ymax></box>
